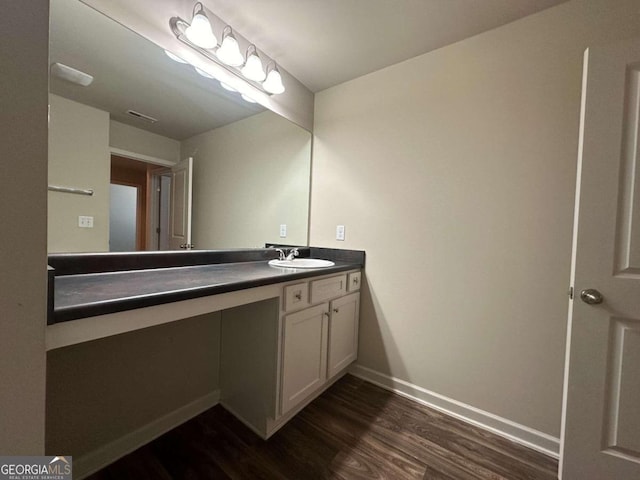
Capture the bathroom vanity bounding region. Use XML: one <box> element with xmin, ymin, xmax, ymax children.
<box><xmin>220</xmin><ymin>267</ymin><xmax>362</xmax><ymax>438</ymax></box>
<box><xmin>46</xmin><ymin>247</ymin><xmax>364</xmax><ymax>475</ymax></box>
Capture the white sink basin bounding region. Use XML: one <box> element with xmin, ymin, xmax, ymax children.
<box><xmin>268</xmin><ymin>258</ymin><xmax>335</xmax><ymax>269</ymax></box>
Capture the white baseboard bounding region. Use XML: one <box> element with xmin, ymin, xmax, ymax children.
<box><xmin>349</xmin><ymin>364</ymin><xmax>560</xmax><ymax>459</ymax></box>
<box><xmin>73</xmin><ymin>390</ymin><xmax>221</xmax><ymax>479</ymax></box>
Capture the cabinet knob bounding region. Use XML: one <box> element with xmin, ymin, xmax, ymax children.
<box><xmin>294</xmin><ymin>293</ymin><xmax>302</xmax><ymax>300</ymax></box>
<box><xmin>323</xmin><ymin>312</ymin><xmax>330</xmax><ymax>318</ymax></box>
<box><xmin>333</xmin><ymin>308</ymin><xmax>339</xmax><ymax>313</ymax></box>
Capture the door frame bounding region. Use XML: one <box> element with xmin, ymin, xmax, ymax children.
<box><xmin>109</xmin><ymin>148</ymin><xmax>176</xmax><ymax>251</ymax></box>
<box><xmin>148</xmin><ymin>167</ymin><xmax>172</xmax><ymax>250</ymax></box>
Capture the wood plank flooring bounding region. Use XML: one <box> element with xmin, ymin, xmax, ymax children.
<box><xmin>87</xmin><ymin>375</ymin><xmax>558</xmax><ymax>479</ymax></box>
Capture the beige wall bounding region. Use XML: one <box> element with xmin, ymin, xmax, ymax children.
<box><xmin>311</xmin><ymin>0</ymin><xmax>640</xmax><ymax>438</ymax></box>
<box><xmin>182</xmin><ymin>110</ymin><xmax>311</xmax><ymax>249</ymax></box>
<box><xmin>0</xmin><ymin>0</ymin><xmax>48</xmax><ymax>454</ymax></box>
<box><xmin>110</xmin><ymin>120</ymin><xmax>181</xmax><ymax>164</ymax></box>
<box><xmin>48</xmin><ymin>96</ymin><xmax>182</xmax><ymax>253</ymax></box>
<box><xmin>48</xmin><ymin>94</ymin><xmax>110</xmax><ymax>253</ymax></box>
<box><xmin>46</xmin><ymin>313</ymin><xmax>221</xmax><ymax>458</ymax></box>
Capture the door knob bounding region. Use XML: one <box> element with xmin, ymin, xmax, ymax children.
<box><xmin>580</xmin><ymin>289</ymin><xmax>603</xmax><ymax>305</ymax></box>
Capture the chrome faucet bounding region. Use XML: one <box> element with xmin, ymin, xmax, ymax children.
<box><xmin>270</xmin><ymin>246</ymin><xmax>299</xmax><ymax>261</ymax></box>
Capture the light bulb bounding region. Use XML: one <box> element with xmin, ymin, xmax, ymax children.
<box><xmin>185</xmin><ymin>9</ymin><xmax>217</xmax><ymax>48</ymax></box>
<box><xmin>241</xmin><ymin>49</ymin><xmax>266</xmax><ymax>82</ymax></box>
<box><xmin>263</xmin><ymin>66</ymin><xmax>285</xmax><ymax>94</ymax></box>
<box><xmin>216</xmin><ymin>29</ymin><xmax>244</xmax><ymax>66</ymax></box>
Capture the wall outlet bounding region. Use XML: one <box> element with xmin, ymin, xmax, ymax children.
<box><xmin>279</xmin><ymin>224</ymin><xmax>287</xmax><ymax>238</ymax></box>
<box><xmin>78</xmin><ymin>216</ymin><xmax>94</xmax><ymax>228</ymax></box>
<box><xmin>336</xmin><ymin>225</ymin><xmax>345</xmax><ymax>241</ymax></box>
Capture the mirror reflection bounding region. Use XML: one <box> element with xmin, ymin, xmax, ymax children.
<box><xmin>48</xmin><ymin>0</ymin><xmax>311</xmax><ymax>253</ymax></box>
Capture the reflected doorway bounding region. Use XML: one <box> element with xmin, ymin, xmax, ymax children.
<box><xmin>109</xmin><ymin>155</ymin><xmax>172</xmax><ymax>252</ymax></box>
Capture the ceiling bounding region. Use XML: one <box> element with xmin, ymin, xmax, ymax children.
<box><xmin>49</xmin><ymin>0</ymin><xmax>570</xmax><ymax>140</ymax></box>
<box><xmin>206</xmin><ymin>0</ymin><xmax>570</xmax><ymax>92</ymax></box>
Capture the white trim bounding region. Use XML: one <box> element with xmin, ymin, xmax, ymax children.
<box><xmin>349</xmin><ymin>364</ymin><xmax>560</xmax><ymax>459</ymax></box>
<box><xmin>73</xmin><ymin>390</ymin><xmax>220</xmax><ymax>480</ymax></box>
<box><xmin>558</xmin><ymin>47</ymin><xmax>591</xmax><ymax>480</ymax></box>
<box><xmin>110</xmin><ymin>147</ymin><xmax>177</xmax><ymax>167</ymax></box>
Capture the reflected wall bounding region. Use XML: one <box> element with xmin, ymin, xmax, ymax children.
<box><xmin>48</xmin><ymin>0</ymin><xmax>313</xmax><ymax>253</ymax></box>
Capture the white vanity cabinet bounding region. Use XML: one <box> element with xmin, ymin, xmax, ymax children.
<box><xmin>220</xmin><ymin>269</ymin><xmax>361</xmax><ymax>438</ymax></box>
<box><xmin>280</xmin><ymin>273</ymin><xmax>360</xmax><ymax>415</ymax></box>
<box><xmin>327</xmin><ymin>292</ymin><xmax>360</xmax><ymax>379</ymax></box>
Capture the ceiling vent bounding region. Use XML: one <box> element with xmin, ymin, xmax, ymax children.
<box><xmin>126</xmin><ymin>110</ymin><xmax>158</xmax><ymax>123</ymax></box>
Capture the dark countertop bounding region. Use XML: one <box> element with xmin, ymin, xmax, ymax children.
<box><xmin>53</xmin><ymin>260</ymin><xmax>361</xmax><ymax>324</ymax></box>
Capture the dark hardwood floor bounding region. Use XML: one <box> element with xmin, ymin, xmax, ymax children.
<box><xmin>87</xmin><ymin>375</ymin><xmax>558</xmax><ymax>479</ymax></box>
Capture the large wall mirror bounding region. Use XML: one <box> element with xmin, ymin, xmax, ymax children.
<box><xmin>48</xmin><ymin>0</ymin><xmax>312</xmax><ymax>253</ymax></box>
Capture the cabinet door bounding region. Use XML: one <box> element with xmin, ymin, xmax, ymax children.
<box><xmin>328</xmin><ymin>292</ymin><xmax>360</xmax><ymax>379</ymax></box>
<box><xmin>281</xmin><ymin>303</ymin><xmax>328</xmax><ymax>414</ymax></box>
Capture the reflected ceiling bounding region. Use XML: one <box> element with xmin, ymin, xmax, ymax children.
<box><xmin>50</xmin><ymin>0</ymin><xmax>265</xmax><ymax>140</ymax></box>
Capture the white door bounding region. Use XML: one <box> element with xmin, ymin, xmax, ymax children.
<box><xmin>169</xmin><ymin>157</ymin><xmax>193</xmax><ymax>250</ymax></box>
<box><xmin>561</xmin><ymin>37</ymin><xmax>640</xmax><ymax>479</ymax></box>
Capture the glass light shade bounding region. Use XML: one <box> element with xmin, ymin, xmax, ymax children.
<box><xmin>185</xmin><ymin>11</ymin><xmax>217</xmax><ymax>48</ymax></box>
<box><xmin>220</xmin><ymin>82</ymin><xmax>237</xmax><ymax>92</ymax></box>
<box><xmin>241</xmin><ymin>94</ymin><xmax>257</xmax><ymax>103</ymax></box>
<box><xmin>195</xmin><ymin>67</ymin><xmax>215</xmax><ymax>79</ymax></box>
<box><xmin>216</xmin><ymin>34</ymin><xmax>244</xmax><ymax>66</ymax></box>
<box><xmin>263</xmin><ymin>67</ymin><xmax>285</xmax><ymax>94</ymax></box>
<box><xmin>164</xmin><ymin>50</ymin><xmax>187</xmax><ymax>63</ymax></box>
<box><xmin>241</xmin><ymin>52</ymin><xmax>266</xmax><ymax>82</ymax></box>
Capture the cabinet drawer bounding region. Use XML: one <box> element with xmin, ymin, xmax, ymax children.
<box><xmin>347</xmin><ymin>272</ymin><xmax>361</xmax><ymax>292</ymax></box>
<box><xmin>284</xmin><ymin>282</ymin><xmax>310</xmax><ymax>312</ymax></box>
<box><xmin>310</xmin><ymin>274</ymin><xmax>347</xmax><ymax>304</ymax></box>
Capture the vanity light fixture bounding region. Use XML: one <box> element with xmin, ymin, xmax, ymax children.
<box><xmin>241</xmin><ymin>45</ymin><xmax>266</xmax><ymax>82</ymax></box>
<box><xmin>263</xmin><ymin>62</ymin><xmax>285</xmax><ymax>94</ymax></box>
<box><xmin>184</xmin><ymin>2</ymin><xmax>217</xmax><ymax>48</ymax></box>
<box><xmin>216</xmin><ymin>26</ymin><xmax>244</xmax><ymax>66</ymax></box>
<box><xmin>241</xmin><ymin>93</ymin><xmax>257</xmax><ymax>103</ymax></box>
<box><xmin>170</xmin><ymin>3</ymin><xmax>286</xmax><ymax>96</ymax></box>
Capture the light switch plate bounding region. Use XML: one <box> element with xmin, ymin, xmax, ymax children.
<box><xmin>279</xmin><ymin>224</ymin><xmax>287</xmax><ymax>238</ymax></box>
<box><xmin>336</xmin><ymin>225</ymin><xmax>345</xmax><ymax>241</ymax></box>
<box><xmin>78</xmin><ymin>216</ymin><xmax>94</xmax><ymax>228</ymax></box>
